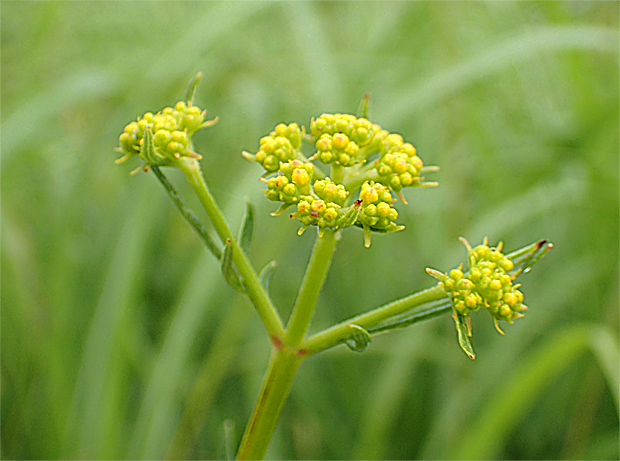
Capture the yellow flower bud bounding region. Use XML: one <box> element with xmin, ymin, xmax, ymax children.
<box><xmin>465</xmin><ymin>293</ymin><xmax>479</xmax><ymax>308</ymax></box>
<box><xmin>332</xmin><ymin>133</ymin><xmax>349</xmax><ymax>150</ymax></box>
<box><xmin>449</xmin><ymin>269</ymin><xmax>464</xmax><ymax>281</ymax></box>
<box><xmin>360</xmin><ymin>184</ymin><xmax>379</xmax><ymax>204</ymax></box>
<box><xmin>316</xmin><ymin>134</ymin><xmax>332</xmax><ymax>152</ymax></box>
<box><xmin>394</xmin><ymin>158</ymin><xmax>409</xmax><ymax>174</ymax></box>
<box><xmin>311</xmin><ymin>200</ymin><xmax>326</xmax><ymax>214</ymax></box>
<box><xmin>292</xmin><ymin>168</ymin><xmax>310</xmax><ymax>187</ymax></box>
<box><xmin>489</xmin><ymin>279</ymin><xmax>503</xmax><ymax>291</ymax></box>
<box><xmin>499</xmin><ymin>304</ymin><xmax>512</xmax><ymax>318</ymax></box>
<box><xmin>503</xmin><ymin>292</ymin><xmax>518</xmax><ymax>307</ymax></box>
<box><xmin>376</xmin><ymin>202</ymin><xmax>391</xmax><ymax>218</ymax></box>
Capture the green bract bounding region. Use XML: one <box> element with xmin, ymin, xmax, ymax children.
<box><xmin>243</xmin><ymin>111</ymin><xmax>438</xmax><ymax>246</ymax></box>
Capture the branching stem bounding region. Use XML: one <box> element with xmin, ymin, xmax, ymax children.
<box><xmin>302</xmin><ymin>286</ymin><xmax>449</xmax><ymax>355</ymax></box>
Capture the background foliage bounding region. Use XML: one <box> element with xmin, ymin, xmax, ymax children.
<box><xmin>2</xmin><ymin>1</ymin><xmax>618</xmax><ymax>460</ymax></box>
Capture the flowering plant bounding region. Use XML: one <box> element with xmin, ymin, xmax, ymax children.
<box><xmin>116</xmin><ymin>74</ymin><xmax>552</xmax><ymax>459</ymax></box>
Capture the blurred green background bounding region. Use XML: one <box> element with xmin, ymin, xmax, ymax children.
<box><xmin>2</xmin><ymin>1</ymin><xmax>618</xmax><ymax>460</ymax></box>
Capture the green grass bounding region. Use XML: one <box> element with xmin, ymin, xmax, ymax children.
<box><xmin>2</xmin><ymin>1</ymin><xmax>618</xmax><ymax>459</ymax></box>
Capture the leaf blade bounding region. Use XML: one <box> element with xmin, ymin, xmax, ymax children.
<box><xmin>237</xmin><ymin>198</ymin><xmax>255</xmax><ymax>252</ymax></box>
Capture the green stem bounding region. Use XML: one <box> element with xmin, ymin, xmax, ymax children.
<box><xmin>178</xmin><ymin>158</ymin><xmax>285</xmax><ymax>339</ymax></box>
<box><xmin>344</xmin><ymin>169</ymin><xmax>380</xmax><ymax>193</ymax></box>
<box><xmin>301</xmin><ymin>285</ymin><xmax>449</xmax><ymax>355</ymax></box>
<box><xmin>284</xmin><ymin>229</ymin><xmax>339</xmax><ymax>348</ymax></box>
<box><xmin>236</xmin><ymin>349</ymin><xmax>302</xmax><ymax>460</ymax></box>
<box><xmin>237</xmin><ymin>229</ymin><xmax>340</xmax><ymax>459</ymax></box>
<box><xmin>331</xmin><ymin>164</ymin><xmax>345</xmax><ymax>184</ymax></box>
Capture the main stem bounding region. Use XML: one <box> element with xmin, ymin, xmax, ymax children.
<box><xmin>237</xmin><ymin>230</ymin><xmax>340</xmax><ymax>460</ymax></box>
<box><xmin>235</xmin><ymin>349</ymin><xmax>301</xmax><ymax>460</ymax></box>
<box><xmin>178</xmin><ymin>159</ymin><xmax>284</xmax><ymax>339</ymax></box>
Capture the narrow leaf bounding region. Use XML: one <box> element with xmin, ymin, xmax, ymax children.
<box><xmin>269</xmin><ymin>202</ymin><xmax>293</xmax><ymax>217</ymax></box>
<box><xmin>368</xmin><ymin>299</ymin><xmax>452</xmax><ymax>335</ymax></box>
<box><xmin>509</xmin><ymin>239</ymin><xmax>553</xmax><ymax>277</ymax></box>
<box><xmin>357</xmin><ymin>92</ymin><xmax>371</xmax><ymax>119</ymax></box>
<box><xmin>237</xmin><ymin>198</ymin><xmax>255</xmax><ymax>252</ymax></box>
<box><xmin>363</xmin><ymin>224</ymin><xmax>372</xmax><ymax>248</ymax></box>
<box><xmin>345</xmin><ymin>324</ymin><xmax>372</xmax><ymax>352</ymax></box>
<box><xmin>453</xmin><ymin>312</ymin><xmax>476</xmax><ymax>360</ymax></box>
<box><xmin>222</xmin><ymin>419</ymin><xmax>236</xmax><ymax>461</ymax></box>
<box><xmin>151</xmin><ymin>166</ymin><xmax>222</xmax><ymax>260</ymax></box>
<box><xmin>221</xmin><ymin>239</ymin><xmax>245</xmax><ymax>293</ymax></box>
<box><xmin>185</xmin><ymin>72</ymin><xmax>203</xmax><ymax>104</ymax></box>
<box><xmin>258</xmin><ymin>261</ymin><xmax>277</xmax><ymax>291</ymax></box>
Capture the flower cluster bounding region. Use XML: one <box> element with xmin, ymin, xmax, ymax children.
<box><xmin>308</xmin><ymin>114</ymin><xmax>376</xmax><ymax>167</ymax></box>
<box><xmin>375</xmin><ymin>142</ymin><xmax>424</xmax><ymax>203</ymax></box>
<box><xmin>250</xmin><ymin>123</ymin><xmax>302</xmax><ymax>172</ymax></box>
<box><xmin>261</xmin><ymin>160</ymin><xmax>315</xmax><ymax>210</ymax></box>
<box><xmin>291</xmin><ymin>196</ymin><xmax>341</xmax><ymax>235</ymax></box>
<box><xmin>356</xmin><ymin>181</ymin><xmax>403</xmax><ymax>247</ymax></box>
<box><xmin>116</xmin><ymin>101</ymin><xmax>216</xmax><ymax>172</ymax></box>
<box><xmin>243</xmin><ymin>112</ymin><xmax>437</xmax><ymax>246</ymax></box>
<box><xmin>428</xmin><ymin>237</ymin><xmax>528</xmax><ymax>334</ymax></box>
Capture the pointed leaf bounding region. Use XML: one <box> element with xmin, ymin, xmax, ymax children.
<box><xmin>336</xmin><ymin>199</ymin><xmax>362</xmax><ymax>229</ymax></box>
<box><xmin>221</xmin><ymin>419</ymin><xmax>236</xmax><ymax>461</ymax></box>
<box><xmin>453</xmin><ymin>312</ymin><xmax>476</xmax><ymax>360</ymax></box>
<box><xmin>345</xmin><ymin>324</ymin><xmax>372</xmax><ymax>352</ymax></box>
<box><xmin>237</xmin><ymin>198</ymin><xmax>255</xmax><ymax>252</ymax></box>
<box><xmin>357</xmin><ymin>92</ymin><xmax>371</xmax><ymax>119</ymax></box>
<box><xmin>221</xmin><ymin>239</ymin><xmax>245</xmax><ymax>293</ymax></box>
<box><xmin>151</xmin><ymin>166</ymin><xmax>222</xmax><ymax>260</ymax></box>
<box><xmin>258</xmin><ymin>260</ymin><xmax>277</xmax><ymax>291</ymax></box>
<box><xmin>426</xmin><ymin>267</ymin><xmax>446</xmax><ymax>283</ymax></box>
<box><xmin>185</xmin><ymin>72</ymin><xmax>203</xmax><ymax>104</ymax></box>
<box><xmin>508</xmin><ymin>239</ymin><xmax>553</xmax><ymax>277</ymax></box>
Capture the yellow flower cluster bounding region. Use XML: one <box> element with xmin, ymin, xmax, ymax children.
<box><xmin>116</xmin><ymin>101</ymin><xmax>216</xmax><ymax>172</ymax></box>
<box><xmin>429</xmin><ymin>238</ymin><xmax>528</xmax><ymax>334</ymax></box>
<box><xmin>243</xmin><ymin>113</ymin><xmax>437</xmax><ymax>246</ymax></box>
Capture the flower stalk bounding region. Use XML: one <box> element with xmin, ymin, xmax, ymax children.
<box><xmin>301</xmin><ymin>286</ymin><xmax>450</xmax><ymax>356</ymax></box>
<box><xmin>284</xmin><ymin>229</ymin><xmax>340</xmax><ymax>348</ymax></box>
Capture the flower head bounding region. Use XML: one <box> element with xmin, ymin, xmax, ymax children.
<box><xmin>427</xmin><ymin>237</ymin><xmax>553</xmax><ymax>359</ymax></box>
<box><xmin>243</xmin><ymin>106</ymin><xmax>438</xmax><ymax>246</ymax></box>
<box><xmin>116</xmin><ymin>101</ymin><xmax>217</xmax><ymax>173</ymax></box>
